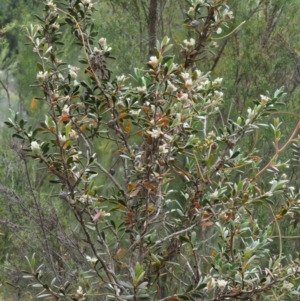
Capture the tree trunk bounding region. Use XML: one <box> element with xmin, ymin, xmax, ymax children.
<box><xmin>148</xmin><ymin>0</ymin><xmax>158</xmax><ymax>57</ymax></box>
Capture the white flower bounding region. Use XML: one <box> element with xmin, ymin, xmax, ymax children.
<box><xmin>216</xmin><ymin>28</ymin><xmax>222</xmax><ymax>34</ymax></box>
<box><xmin>281</xmin><ymin>173</ymin><xmax>287</xmax><ymax>179</ymax></box>
<box><xmin>58</xmin><ymin>133</ymin><xmax>66</xmax><ymax>144</ymax></box>
<box><xmin>217</xmin><ymin>279</ymin><xmax>228</xmax><ymax>289</ymax></box>
<box><xmin>210</xmin><ymin>191</ymin><xmax>218</xmax><ymax>200</ymax></box>
<box><xmin>82</xmin><ymin>0</ymin><xmax>91</xmax><ymax>5</ymax></box>
<box><xmin>195</xmin><ymin>85</ymin><xmax>203</xmax><ymax>92</ymax></box>
<box><xmin>166</xmin><ymin>81</ymin><xmax>177</xmax><ymax>93</ymax></box>
<box><xmin>176</xmin><ymin>113</ymin><xmax>181</xmax><ymax>120</ymax></box>
<box><xmin>202</xmin><ymin>79</ymin><xmax>210</xmax><ymax>86</ymax></box>
<box><xmin>61</xmin><ymin>105</ymin><xmax>70</xmax><ymax>121</ymax></box>
<box><xmin>183</xmin><ymin>38</ymin><xmax>195</xmax><ymax>47</ymax></box>
<box><xmin>31</xmin><ymin>141</ymin><xmax>41</xmax><ymax>152</ymax></box>
<box><xmin>181</xmin><ymin>72</ymin><xmax>190</xmax><ymax>81</ymax></box>
<box><xmin>36</xmin><ymin>71</ymin><xmax>43</xmax><ymax>81</ymax></box>
<box><xmin>116</xmin><ymin>98</ymin><xmax>126</xmax><ymax>108</ymax></box>
<box><xmin>225</xmin><ymin>11</ymin><xmax>234</xmax><ymax>20</ymax></box>
<box><xmin>212</xmin><ymin>41</ymin><xmax>219</xmax><ymax>48</ymax></box>
<box><xmin>187</xmin><ymin>7</ymin><xmax>195</xmax><ymax>15</ymax></box>
<box><xmin>37</xmin><ymin>71</ymin><xmax>48</xmax><ymax>81</ymax></box>
<box><xmin>147</xmin><ymin>128</ymin><xmax>163</xmax><ymax>139</ymax></box>
<box><xmin>92</xmin><ymin>46</ymin><xmax>101</xmax><ymax>54</ymax></box>
<box><xmin>70</xmin><ymin>130</ymin><xmax>79</xmax><ymax>140</ymax></box>
<box><xmin>149</xmin><ymin>56</ymin><xmax>158</xmax><ymax>68</ymax></box>
<box><xmin>185</xmin><ymin>78</ymin><xmax>193</xmax><ymax>89</ymax></box>
<box><xmin>159</xmin><ymin>144</ymin><xmax>169</xmax><ymax>154</ymax></box>
<box><xmin>117</xmin><ymin>75</ymin><xmax>125</xmax><ymax>81</ymax></box>
<box><xmin>76</xmin><ymin>286</ymin><xmax>85</xmax><ymax>298</ymax></box>
<box><xmin>69</xmin><ymin>70</ymin><xmax>77</xmax><ymax>79</ymax></box>
<box><xmin>213</xmin><ymin>77</ymin><xmax>223</xmax><ymax>86</ymax></box>
<box><xmin>60</xmin><ymin>95</ymin><xmax>70</xmax><ymax>102</ymax></box>
<box><xmin>99</xmin><ymin>37</ymin><xmax>106</xmax><ymax>45</ymax></box>
<box><xmin>137</xmin><ymin>86</ymin><xmax>147</xmax><ymax>94</ymax></box>
<box><xmin>62</xmin><ymin>105</ymin><xmax>69</xmax><ymax>115</ymax></box>
<box><xmin>46</xmin><ymin>0</ymin><xmax>57</xmax><ymax>10</ymax></box>
<box><xmin>129</xmin><ymin>109</ymin><xmax>141</xmax><ymax>117</ymax></box>
<box><xmin>68</xmin><ymin>65</ymin><xmax>79</xmax><ymax>80</ymax></box>
<box><xmin>86</xmin><ymin>255</ymin><xmax>98</xmax><ymax>264</ymax></box>
<box><xmin>260</xmin><ymin>94</ymin><xmax>270</xmax><ymax>105</ymax></box>
<box><xmin>178</xmin><ymin>93</ymin><xmax>189</xmax><ymax>102</ymax></box>
<box><xmin>194</xmin><ymin>69</ymin><xmax>202</xmax><ymax>80</ymax></box>
<box><xmin>50</xmin><ymin>22</ymin><xmax>60</xmax><ymax>30</ymax></box>
<box><xmin>117</xmin><ymin>75</ymin><xmax>127</xmax><ymax>83</ymax></box>
<box><xmin>214</xmin><ymin>91</ymin><xmax>224</xmax><ymax>101</ymax></box>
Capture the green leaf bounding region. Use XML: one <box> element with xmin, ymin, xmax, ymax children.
<box><xmin>178</xmin><ymin>294</ymin><xmax>190</xmax><ymax>300</ymax></box>
<box><xmin>37</xmin><ymin>63</ymin><xmax>44</xmax><ymax>71</ymax></box>
<box><xmin>196</xmin><ymin>283</ymin><xmax>207</xmax><ymax>290</ymax></box>
<box><xmin>179</xmin><ymin>235</ymin><xmax>191</xmax><ymax>244</ymax></box>
<box><xmin>37</xmin><ymin>294</ymin><xmax>52</xmax><ymax>298</ymax></box>
<box><xmin>32</xmin><ymin>283</ymin><xmax>43</xmax><ymax>287</ymax></box>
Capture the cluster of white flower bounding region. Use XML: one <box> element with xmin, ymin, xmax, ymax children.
<box><xmin>31</xmin><ymin>141</ymin><xmax>41</xmax><ymax>152</ymax></box>
<box><xmin>147</xmin><ymin>128</ymin><xmax>163</xmax><ymax>139</ymax></box>
<box><xmin>224</xmin><ymin>10</ymin><xmax>234</xmax><ymax>20</ymax></box>
<box><xmin>148</xmin><ymin>56</ymin><xmax>158</xmax><ymax>68</ymax></box>
<box><xmin>46</xmin><ymin>0</ymin><xmax>57</xmax><ymax>10</ymax></box>
<box><xmin>50</xmin><ymin>22</ymin><xmax>60</xmax><ymax>30</ymax></box>
<box><xmin>175</xmin><ymin>69</ymin><xmax>215</xmax><ymax>105</ymax></box>
<box><xmin>183</xmin><ymin>38</ymin><xmax>195</xmax><ymax>48</ymax></box>
<box><xmin>260</xmin><ymin>94</ymin><xmax>270</xmax><ymax>105</ymax></box>
<box><xmin>217</xmin><ymin>279</ymin><xmax>228</xmax><ymax>289</ymax></box>
<box><xmin>213</xmin><ymin>90</ymin><xmax>224</xmax><ymax>101</ymax></box>
<box><xmin>205</xmin><ymin>278</ymin><xmax>228</xmax><ymax>290</ymax></box>
<box><xmin>187</xmin><ymin>0</ymin><xmax>204</xmax><ymax>15</ymax></box>
<box><xmin>70</xmin><ymin>129</ymin><xmax>79</xmax><ymax>140</ymax></box>
<box><xmin>137</xmin><ymin>86</ymin><xmax>147</xmax><ymax>94</ymax></box>
<box><xmin>166</xmin><ymin>81</ymin><xmax>177</xmax><ymax>93</ymax></box>
<box><xmin>86</xmin><ymin>255</ymin><xmax>98</xmax><ymax>264</ymax></box>
<box><xmin>159</xmin><ymin>144</ymin><xmax>169</xmax><ymax>154</ymax></box>
<box><xmin>116</xmin><ymin>75</ymin><xmax>127</xmax><ymax>86</ymax></box>
<box><xmin>68</xmin><ymin>65</ymin><xmax>80</xmax><ymax>80</ymax></box>
<box><xmin>99</xmin><ymin>37</ymin><xmax>106</xmax><ymax>46</ymax></box>
<box><xmin>129</xmin><ymin>109</ymin><xmax>141</xmax><ymax>117</ymax></box>
<box><xmin>62</xmin><ymin>105</ymin><xmax>69</xmax><ymax>116</ymax></box>
<box><xmin>58</xmin><ymin>133</ymin><xmax>66</xmax><ymax>144</ymax></box>
<box><xmin>212</xmin><ymin>77</ymin><xmax>223</xmax><ymax>86</ymax></box>
<box><xmin>178</xmin><ymin>93</ymin><xmax>189</xmax><ymax>103</ymax></box>
<box><xmin>37</xmin><ymin>71</ymin><xmax>48</xmax><ymax>81</ymax></box>
<box><xmin>76</xmin><ymin>286</ymin><xmax>85</xmax><ymax>299</ymax></box>
<box><xmin>81</xmin><ymin>0</ymin><xmax>94</xmax><ymax>9</ymax></box>
<box><xmin>98</xmin><ymin>37</ymin><xmax>112</xmax><ymax>52</ymax></box>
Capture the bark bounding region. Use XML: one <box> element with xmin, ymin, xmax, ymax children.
<box><xmin>148</xmin><ymin>0</ymin><xmax>158</xmax><ymax>57</ymax></box>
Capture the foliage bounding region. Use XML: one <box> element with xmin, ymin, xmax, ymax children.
<box><xmin>2</xmin><ymin>0</ymin><xmax>300</xmax><ymax>300</ymax></box>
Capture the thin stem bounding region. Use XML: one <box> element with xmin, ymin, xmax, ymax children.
<box><xmin>253</xmin><ymin>122</ymin><xmax>300</xmax><ymax>180</ymax></box>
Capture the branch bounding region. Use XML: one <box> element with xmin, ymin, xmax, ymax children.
<box><xmin>0</xmin><ymin>78</ymin><xmax>10</xmax><ymax>108</ymax></box>
<box><xmin>253</xmin><ymin>121</ymin><xmax>300</xmax><ymax>180</ymax></box>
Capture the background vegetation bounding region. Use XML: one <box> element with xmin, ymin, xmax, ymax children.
<box><xmin>1</xmin><ymin>0</ymin><xmax>300</xmax><ymax>300</ymax></box>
